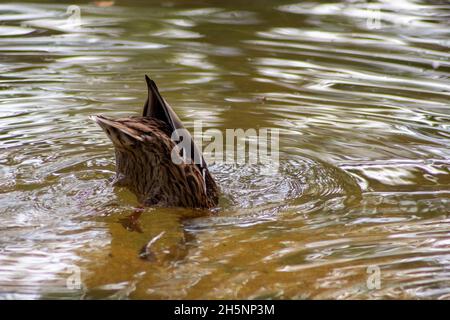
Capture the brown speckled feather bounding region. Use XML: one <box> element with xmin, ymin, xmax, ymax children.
<box><xmin>92</xmin><ymin>77</ymin><xmax>219</xmax><ymax>209</ymax></box>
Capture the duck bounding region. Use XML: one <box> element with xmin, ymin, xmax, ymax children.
<box><xmin>91</xmin><ymin>75</ymin><xmax>219</xmax><ymax>209</ymax></box>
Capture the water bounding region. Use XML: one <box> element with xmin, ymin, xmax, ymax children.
<box><xmin>0</xmin><ymin>0</ymin><xmax>449</xmax><ymax>299</ymax></box>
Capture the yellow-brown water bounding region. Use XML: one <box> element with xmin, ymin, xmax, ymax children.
<box><xmin>0</xmin><ymin>0</ymin><xmax>449</xmax><ymax>299</ymax></box>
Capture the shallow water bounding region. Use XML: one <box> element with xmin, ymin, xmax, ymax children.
<box><xmin>0</xmin><ymin>0</ymin><xmax>449</xmax><ymax>299</ymax></box>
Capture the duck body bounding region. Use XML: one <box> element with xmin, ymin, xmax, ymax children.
<box><xmin>92</xmin><ymin>76</ymin><xmax>219</xmax><ymax>209</ymax></box>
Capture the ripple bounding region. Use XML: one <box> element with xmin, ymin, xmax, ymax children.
<box><xmin>0</xmin><ymin>25</ymin><xmax>36</xmax><ymax>36</ymax></box>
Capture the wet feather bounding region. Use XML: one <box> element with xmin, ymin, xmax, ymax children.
<box><xmin>92</xmin><ymin>76</ymin><xmax>219</xmax><ymax>209</ymax></box>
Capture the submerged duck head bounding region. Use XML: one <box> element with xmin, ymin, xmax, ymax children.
<box><xmin>92</xmin><ymin>76</ymin><xmax>219</xmax><ymax>209</ymax></box>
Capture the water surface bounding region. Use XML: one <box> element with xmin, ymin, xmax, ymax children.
<box><xmin>0</xmin><ymin>0</ymin><xmax>449</xmax><ymax>299</ymax></box>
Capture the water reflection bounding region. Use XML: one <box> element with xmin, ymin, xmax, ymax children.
<box><xmin>0</xmin><ymin>0</ymin><xmax>449</xmax><ymax>299</ymax></box>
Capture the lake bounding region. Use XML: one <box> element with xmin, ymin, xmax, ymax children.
<box><xmin>0</xmin><ymin>0</ymin><xmax>449</xmax><ymax>299</ymax></box>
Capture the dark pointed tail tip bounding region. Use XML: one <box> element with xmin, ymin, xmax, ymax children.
<box><xmin>145</xmin><ymin>75</ymin><xmax>161</xmax><ymax>92</ymax></box>
<box><xmin>144</xmin><ymin>74</ymin><xmax>155</xmax><ymax>87</ymax></box>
